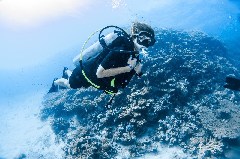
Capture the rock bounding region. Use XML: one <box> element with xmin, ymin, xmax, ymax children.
<box><xmin>41</xmin><ymin>29</ymin><xmax>240</xmax><ymax>158</ymax></box>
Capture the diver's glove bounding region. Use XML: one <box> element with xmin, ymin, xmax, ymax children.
<box><xmin>135</xmin><ymin>48</ymin><xmax>148</xmax><ymax>77</ymax></box>
<box><xmin>134</xmin><ymin>63</ymin><xmax>143</xmax><ymax>77</ymax></box>
<box><xmin>224</xmin><ymin>76</ymin><xmax>240</xmax><ymax>91</ymax></box>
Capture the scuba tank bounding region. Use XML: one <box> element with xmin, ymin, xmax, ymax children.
<box><xmin>73</xmin><ymin>25</ymin><xmax>138</xmax><ymax>67</ymax></box>
<box><xmin>72</xmin><ymin>32</ymin><xmax>118</xmax><ymax>67</ymax></box>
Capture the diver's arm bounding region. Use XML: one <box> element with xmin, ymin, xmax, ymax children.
<box><xmin>96</xmin><ymin>65</ymin><xmax>131</xmax><ymax>78</ymax></box>
<box><xmin>96</xmin><ymin>57</ymin><xmax>137</xmax><ymax>78</ymax></box>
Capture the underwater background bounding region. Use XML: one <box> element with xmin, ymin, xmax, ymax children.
<box><xmin>0</xmin><ymin>0</ymin><xmax>240</xmax><ymax>158</ymax></box>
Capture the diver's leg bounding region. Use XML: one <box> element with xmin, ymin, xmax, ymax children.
<box><xmin>54</xmin><ymin>78</ymin><xmax>71</xmax><ymax>89</ymax></box>
<box><xmin>60</xmin><ymin>68</ymin><xmax>73</xmax><ymax>89</ymax></box>
<box><xmin>65</xmin><ymin>70</ymin><xmax>72</xmax><ymax>79</ymax></box>
<box><xmin>62</xmin><ymin>67</ymin><xmax>73</xmax><ymax>80</ymax></box>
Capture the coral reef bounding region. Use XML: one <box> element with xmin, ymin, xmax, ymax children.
<box><xmin>198</xmin><ymin>99</ymin><xmax>240</xmax><ymax>139</ymax></box>
<box><xmin>41</xmin><ymin>29</ymin><xmax>240</xmax><ymax>158</ymax></box>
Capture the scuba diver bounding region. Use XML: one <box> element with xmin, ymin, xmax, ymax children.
<box><xmin>224</xmin><ymin>76</ymin><xmax>240</xmax><ymax>91</ymax></box>
<box><xmin>48</xmin><ymin>22</ymin><xmax>156</xmax><ymax>94</ymax></box>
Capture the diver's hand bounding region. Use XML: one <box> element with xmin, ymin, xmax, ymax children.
<box><xmin>134</xmin><ymin>63</ymin><xmax>142</xmax><ymax>74</ymax></box>
<box><xmin>127</xmin><ymin>57</ymin><xmax>137</xmax><ymax>69</ymax></box>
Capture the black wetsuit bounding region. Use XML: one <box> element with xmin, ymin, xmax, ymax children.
<box><xmin>69</xmin><ymin>36</ymin><xmax>137</xmax><ymax>92</ymax></box>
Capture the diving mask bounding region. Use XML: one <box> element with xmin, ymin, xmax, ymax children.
<box><xmin>136</xmin><ymin>31</ymin><xmax>156</xmax><ymax>48</ymax></box>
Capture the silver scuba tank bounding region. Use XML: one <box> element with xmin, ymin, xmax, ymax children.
<box><xmin>73</xmin><ymin>33</ymin><xmax>118</xmax><ymax>67</ymax></box>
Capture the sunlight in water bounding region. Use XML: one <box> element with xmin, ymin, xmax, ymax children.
<box><xmin>111</xmin><ymin>0</ymin><xmax>126</xmax><ymax>9</ymax></box>
<box><xmin>0</xmin><ymin>0</ymin><xmax>90</xmax><ymax>27</ymax></box>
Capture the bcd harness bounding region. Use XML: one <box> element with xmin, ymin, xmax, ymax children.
<box><xmin>79</xmin><ymin>25</ymin><xmax>139</xmax><ymax>95</ymax></box>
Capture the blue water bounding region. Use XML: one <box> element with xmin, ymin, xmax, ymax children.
<box><xmin>0</xmin><ymin>0</ymin><xmax>240</xmax><ymax>158</ymax></box>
